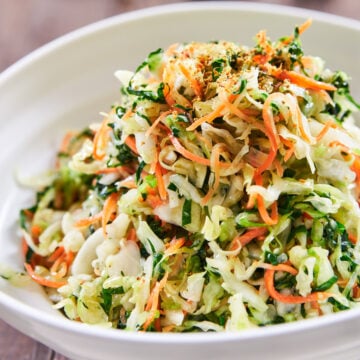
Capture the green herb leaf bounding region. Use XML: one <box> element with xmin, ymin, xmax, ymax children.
<box><xmin>211</xmin><ymin>58</ymin><xmax>226</xmax><ymax>81</ymax></box>
<box><xmin>182</xmin><ymin>199</ymin><xmax>192</xmax><ymax>226</ymax></box>
<box><xmin>313</xmin><ymin>276</ymin><xmax>338</xmax><ymax>291</ymax></box>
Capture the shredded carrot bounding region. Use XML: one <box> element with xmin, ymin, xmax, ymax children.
<box><xmin>224</xmin><ymin>101</ymin><xmax>266</xmax><ymax>132</ymax></box>
<box><xmin>74</xmin><ymin>212</ymin><xmax>103</xmax><ymax>228</ymax></box>
<box><xmin>201</xmin><ymin>144</ymin><xmax>223</xmax><ymax>205</ymax></box>
<box><xmin>24</xmin><ymin>263</ymin><xmax>67</xmax><ymax>289</ymax></box>
<box><xmin>259</xmin><ymin>263</ymin><xmax>298</xmax><ymax>276</ymax></box>
<box><xmin>230</xmin><ymin>227</ymin><xmax>268</xmax><ymax>250</ymax></box>
<box><xmin>186</xmin><ymin>103</ymin><xmax>226</xmax><ymax>131</ymax></box>
<box><xmin>143</xmin><ymin>273</ymin><xmax>168</xmax><ymax>331</ymax></box>
<box><xmin>352</xmin><ymin>285</ymin><xmax>360</xmax><ymax>299</ymax></box>
<box><xmin>127</xmin><ymin>227</ymin><xmax>137</xmax><ymax>242</ymax></box>
<box><xmin>31</xmin><ymin>225</ymin><xmax>42</xmax><ymax>238</ymax></box>
<box><xmin>146</xmin><ymin>194</ymin><xmax>164</xmax><ymax>209</ymax></box>
<box><xmin>145</xmin><ymin>110</ymin><xmax>172</xmax><ymax>138</ymax></box>
<box><xmin>311</xmin><ymin>300</ymin><xmax>322</xmax><ymax>315</ymax></box>
<box><xmin>253</xmin><ymin>30</ymin><xmax>274</xmax><ymax>65</ymax></box>
<box><xmin>118</xmin><ymin>180</ymin><xmax>138</xmax><ymax>189</ymax></box>
<box><xmin>291</xmin><ymin>98</ymin><xmax>312</xmax><ymax>143</ymax></box>
<box><xmin>102</xmin><ymin>192</ymin><xmax>120</xmax><ymax>236</ymax></box>
<box><xmin>270</xmin><ymin>67</ymin><xmax>337</xmax><ymax>91</ymax></box>
<box><xmin>281</xmin><ymin>18</ymin><xmax>313</xmax><ymax>45</ymax></box>
<box><xmin>257</xmin><ymin>196</ymin><xmax>278</xmax><ymax>225</ymax></box>
<box><xmin>273</xmin><ymin>159</ymin><xmax>284</xmax><ymax>177</ymax></box>
<box><xmin>165</xmin><ymin>237</ymin><xmax>186</xmax><ymax>255</ymax></box>
<box><xmin>315</xmin><ymin>121</ymin><xmax>336</xmax><ymax>142</ymax></box>
<box><xmin>349</xmin><ymin>233</ymin><xmax>358</xmax><ymax>245</ymax></box>
<box><xmin>168</xmin><ymin>133</ymin><xmax>211</xmax><ymax>166</ymax></box>
<box><xmin>246</xmin><ymin>192</ymin><xmax>257</xmax><ymax>210</ymax></box>
<box><xmin>65</xmin><ymin>251</ymin><xmax>75</xmax><ymax>267</ymax></box>
<box><xmin>264</xmin><ymin>268</ymin><xmax>332</xmax><ymax>304</ymax></box>
<box><xmin>47</xmin><ymin>246</ymin><xmax>65</xmax><ymax>263</ymax></box>
<box><xmin>155</xmin><ymin>161</ymin><xmax>167</xmax><ymax>201</ymax></box>
<box><xmin>95</xmin><ymin>166</ymin><xmax>132</xmax><ymax>175</ymax></box>
<box><xmin>22</xmin><ymin>238</ymin><xmax>29</xmax><ymax>257</ymax></box>
<box><xmin>93</xmin><ymin>114</ymin><xmax>112</xmax><ymax>160</ymax></box>
<box><xmin>263</xmin><ymin>93</ymin><xmax>281</xmax><ymax>150</ymax></box>
<box><xmin>255</xmin><ymin>147</ymin><xmax>277</xmax><ymax>175</ymax></box>
<box><xmin>165</xmin><ymin>42</ymin><xmax>179</xmax><ymax>57</ymax></box>
<box><xmin>50</xmin><ymin>257</ymin><xmax>68</xmax><ymax>278</ymax></box>
<box><xmin>163</xmin><ymin>62</ymin><xmax>191</xmax><ymax>108</ymax></box>
<box><xmin>350</xmin><ymin>156</ymin><xmax>360</xmax><ymax>183</ymax></box>
<box><xmin>280</xmin><ymin>136</ymin><xmax>295</xmax><ymax>162</ymax></box>
<box><xmin>178</xmin><ymin>62</ymin><xmax>203</xmax><ymax>98</ymax></box>
<box><xmin>59</xmin><ymin>131</ymin><xmax>75</xmax><ymax>154</ymax></box>
<box><xmin>124</xmin><ymin>135</ymin><xmax>139</xmax><ymax>156</ymax></box>
<box><xmin>163</xmin><ymin>83</ymin><xmax>176</xmax><ymax>107</ymax></box>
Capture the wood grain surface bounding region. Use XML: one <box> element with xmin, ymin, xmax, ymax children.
<box><xmin>0</xmin><ymin>0</ymin><xmax>359</xmax><ymax>359</ymax></box>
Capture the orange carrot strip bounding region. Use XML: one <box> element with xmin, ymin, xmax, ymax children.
<box><xmin>65</xmin><ymin>251</ymin><xmax>75</xmax><ymax>267</ymax></box>
<box><xmin>127</xmin><ymin>228</ymin><xmax>137</xmax><ymax>242</ymax></box>
<box><xmin>230</xmin><ymin>227</ymin><xmax>268</xmax><ymax>250</ymax></box>
<box><xmin>253</xmin><ymin>30</ymin><xmax>274</xmax><ymax>64</ymax></box>
<box><xmin>263</xmin><ymin>94</ymin><xmax>280</xmax><ymax>151</ymax></box>
<box><xmin>163</xmin><ymin>83</ymin><xmax>176</xmax><ymax>107</ymax></box>
<box><xmin>350</xmin><ymin>156</ymin><xmax>360</xmax><ymax>184</ymax></box>
<box><xmin>186</xmin><ymin>103</ymin><xmax>226</xmax><ymax>131</ymax></box>
<box><xmin>22</xmin><ymin>238</ymin><xmax>29</xmax><ymax>257</ymax></box>
<box><xmin>146</xmin><ymin>194</ymin><xmax>164</xmax><ymax>209</ymax></box>
<box><xmin>168</xmin><ymin>133</ymin><xmax>211</xmax><ymax>166</ymax></box>
<box><xmin>201</xmin><ymin>144</ymin><xmax>222</xmax><ymax>205</ymax></box>
<box><xmin>95</xmin><ymin>166</ymin><xmax>132</xmax><ymax>175</ymax></box>
<box><xmin>315</xmin><ymin>121</ymin><xmax>335</xmax><ymax>142</ymax></box>
<box><xmin>178</xmin><ymin>62</ymin><xmax>203</xmax><ymax>98</ymax></box>
<box><xmin>93</xmin><ymin>115</ymin><xmax>112</xmax><ymax>160</ymax></box>
<box><xmin>163</xmin><ymin>62</ymin><xmax>191</xmax><ymax>108</ymax></box>
<box><xmin>24</xmin><ymin>263</ymin><xmax>67</xmax><ymax>289</ymax></box>
<box><xmin>246</xmin><ymin>192</ymin><xmax>257</xmax><ymax>209</ymax></box>
<box><xmin>265</xmin><ymin>268</ymin><xmax>332</xmax><ymax>304</ymax></box>
<box><xmin>102</xmin><ymin>192</ymin><xmax>120</xmax><ymax>236</ymax></box>
<box><xmin>155</xmin><ymin>161</ymin><xmax>167</xmax><ymax>201</ymax></box>
<box><xmin>50</xmin><ymin>257</ymin><xmax>68</xmax><ymax>279</ymax></box>
<box><xmin>273</xmin><ymin>159</ymin><xmax>284</xmax><ymax>177</ymax></box>
<box><xmin>224</xmin><ymin>101</ymin><xmax>266</xmax><ymax>133</ymax></box>
<box><xmin>145</xmin><ymin>110</ymin><xmax>172</xmax><ymax>138</ymax></box>
<box><xmin>47</xmin><ymin>246</ymin><xmax>65</xmax><ymax>263</ymax></box>
<box><xmin>124</xmin><ymin>135</ymin><xmax>139</xmax><ymax>156</ymax></box>
<box><xmin>259</xmin><ymin>263</ymin><xmax>298</xmax><ymax>276</ymax></box>
<box><xmin>165</xmin><ymin>237</ymin><xmax>186</xmax><ymax>255</ymax></box>
<box><xmin>118</xmin><ymin>180</ymin><xmax>138</xmax><ymax>189</ymax></box>
<box><xmin>280</xmin><ymin>136</ymin><xmax>295</xmax><ymax>162</ymax></box>
<box><xmin>59</xmin><ymin>131</ymin><xmax>76</xmax><ymax>153</ymax></box>
<box><xmin>349</xmin><ymin>233</ymin><xmax>358</xmax><ymax>245</ymax></box>
<box><xmin>257</xmin><ymin>195</ymin><xmax>278</xmax><ymax>225</ymax></box>
<box><xmin>270</xmin><ymin>67</ymin><xmax>337</xmax><ymax>91</ymax></box>
<box><xmin>255</xmin><ymin>147</ymin><xmax>277</xmax><ymax>175</ymax></box>
<box><xmin>143</xmin><ymin>273</ymin><xmax>168</xmax><ymax>331</ymax></box>
<box><xmin>281</xmin><ymin>18</ymin><xmax>313</xmax><ymax>45</ymax></box>
<box><xmin>31</xmin><ymin>225</ymin><xmax>42</xmax><ymax>238</ymax></box>
<box><xmin>74</xmin><ymin>212</ymin><xmax>103</xmax><ymax>228</ymax></box>
<box><xmin>315</xmin><ymin>121</ymin><xmax>337</xmax><ymax>141</ymax></box>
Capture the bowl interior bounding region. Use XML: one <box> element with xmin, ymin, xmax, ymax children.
<box><xmin>0</xmin><ymin>3</ymin><xmax>360</xmax><ymax>360</ymax></box>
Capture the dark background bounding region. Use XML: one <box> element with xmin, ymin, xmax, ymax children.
<box><xmin>0</xmin><ymin>0</ymin><xmax>359</xmax><ymax>359</ymax></box>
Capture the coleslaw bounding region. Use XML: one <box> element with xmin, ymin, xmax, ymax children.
<box><xmin>14</xmin><ymin>20</ymin><xmax>360</xmax><ymax>332</ymax></box>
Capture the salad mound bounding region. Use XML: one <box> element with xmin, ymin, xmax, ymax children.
<box><xmin>17</xmin><ymin>20</ymin><xmax>360</xmax><ymax>332</ymax></box>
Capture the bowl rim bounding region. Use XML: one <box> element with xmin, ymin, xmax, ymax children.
<box><xmin>1</xmin><ymin>1</ymin><xmax>360</xmax><ymax>344</ymax></box>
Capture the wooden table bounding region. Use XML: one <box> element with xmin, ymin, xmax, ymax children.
<box><xmin>0</xmin><ymin>0</ymin><xmax>359</xmax><ymax>359</ymax></box>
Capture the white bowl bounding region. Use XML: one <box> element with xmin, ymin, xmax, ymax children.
<box><xmin>1</xmin><ymin>2</ymin><xmax>360</xmax><ymax>360</ymax></box>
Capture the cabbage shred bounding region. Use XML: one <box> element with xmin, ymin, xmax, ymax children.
<box><xmin>18</xmin><ymin>21</ymin><xmax>360</xmax><ymax>332</ymax></box>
